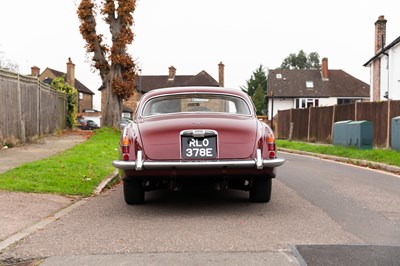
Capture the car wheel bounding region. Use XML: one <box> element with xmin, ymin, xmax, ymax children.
<box><xmin>249</xmin><ymin>176</ymin><xmax>272</xmax><ymax>203</ymax></box>
<box><xmin>123</xmin><ymin>179</ymin><xmax>145</xmax><ymax>204</ymax></box>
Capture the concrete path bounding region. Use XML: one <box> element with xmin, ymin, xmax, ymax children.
<box><xmin>0</xmin><ymin>133</ymin><xmax>87</xmax><ymax>246</ymax></box>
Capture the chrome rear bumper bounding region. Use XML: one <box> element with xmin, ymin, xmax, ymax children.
<box><xmin>112</xmin><ymin>150</ymin><xmax>285</xmax><ymax>171</ymax></box>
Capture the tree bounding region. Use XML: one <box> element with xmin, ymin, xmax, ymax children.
<box><xmin>307</xmin><ymin>52</ymin><xmax>321</xmax><ymax>69</ymax></box>
<box><xmin>0</xmin><ymin>48</ymin><xmax>19</xmax><ymax>72</ymax></box>
<box><xmin>51</xmin><ymin>76</ymin><xmax>78</xmax><ymax>129</ymax></box>
<box><xmin>241</xmin><ymin>65</ymin><xmax>268</xmax><ymax>97</ymax></box>
<box><xmin>77</xmin><ymin>0</ymin><xmax>137</xmax><ymax>128</ymax></box>
<box><xmin>241</xmin><ymin>65</ymin><xmax>268</xmax><ymax>115</ymax></box>
<box><xmin>252</xmin><ymin>85</ymin><xmax>265</xmax><ymax>116</ymax></box>
<box><xmin>280</xmin><ymin>50</ymin><xmax>321</xmax><ymax>70</ymax></box>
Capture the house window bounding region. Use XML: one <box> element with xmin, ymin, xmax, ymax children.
<box><xmin>306</xmin><ymin>81</ymin><xmax>314</xmax><ymax>88</ymax></box>
<box><xmin>337</xmin><ymin>98</ymin><xmax>353</xmax><ymax>105</ymax></box>
<box><xmin>79</xmin><ymin>92</ymin><xmax>83</xmax><ymax>100</ymax></box>
<box><xmin>295</xmin><ymin>98</ymin><xmax>319</xmax><ymax>109</ymax></box>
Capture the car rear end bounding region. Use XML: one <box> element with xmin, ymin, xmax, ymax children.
<box><xmin>112</xmin><ymin>87</ymin><xmax>285</xmax><ymax>204</ymax></box>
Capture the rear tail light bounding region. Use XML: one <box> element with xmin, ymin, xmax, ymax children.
<box><xmin>122</xmin><ymin>137</ymin><xmax>130</xmax><ymax>161</ymax></box>
<box><xmin>267</xmin><ymin>133</ymin><xmax>276</xmax><ymax>159</ymax></box>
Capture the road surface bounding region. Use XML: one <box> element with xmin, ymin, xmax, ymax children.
<box><xmin>1</xmin><ymin>152</ymin><xmax>399</xmax><ymax>265</ymax></box>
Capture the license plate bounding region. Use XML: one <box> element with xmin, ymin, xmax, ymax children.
<box><xmin>181</xmin><ymin>136</ymin><xmax>217</xmax><ymax>159</ymax></box>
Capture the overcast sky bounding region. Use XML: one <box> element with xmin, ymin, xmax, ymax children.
<box><xmin>1</xmin><ymin>0</ymin><xmax>399</xmax><ymax>110</ymax></box>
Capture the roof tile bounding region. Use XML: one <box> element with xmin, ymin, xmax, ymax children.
<box><xmin>268</xmin><ymin>69</ymin><xmax>369</xmax><ymax>98</ymax></box>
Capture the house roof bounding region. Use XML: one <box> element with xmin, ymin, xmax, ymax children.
<box><xmin>364</xmin><ymin>36</ymin><xmax>400</xmax><ymax>66</ymax></box>
<box><xmin>43</xmin><ymin>68</ymin><xmax>95</xmax><ymax>95</ymax></box>
<box><xmin>268</xmin><ymin>69</ymin><xmax>369</xmax><ymax>98</ymax></box>
<box><xmin>103</xmin><ymin>70</ymin><xmax>219</xmax><ymax>93</ymax></box>
<box><xmin>136</xmin><ymin>70</ymin><xmax>220</xmax><ymax>93</ymax></box>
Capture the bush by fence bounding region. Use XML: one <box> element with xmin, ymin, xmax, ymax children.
<box><xmin>277</xmin><ymin>100</ymin><xmax>400</xmax><ymax>148</ymax></box>
<box><xmin>0</xmin><ymin>68</ymin><xmax>67</xmax><ymax>146</ymax></box>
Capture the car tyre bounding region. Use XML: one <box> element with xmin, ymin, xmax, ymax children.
<box><xmin>123</xmin><ymin>179</ymin><xmax>145</xmax><ymax>204</ymax></box>
<box><xmin>249</xmin><ymin>176</ymin><xmax>272</xmax><ymax>203</ymax></box>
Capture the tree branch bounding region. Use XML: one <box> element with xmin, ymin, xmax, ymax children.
<box><xmin>77</xmin><ymin>0</ymin><xmax>110</xmax><ymax>81</ymax></box>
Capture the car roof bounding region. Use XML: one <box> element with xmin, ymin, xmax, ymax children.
<box><xmin>140</xmin><ymin>86</ymin><xmax>250</xmax><ymax>102</ymax></box>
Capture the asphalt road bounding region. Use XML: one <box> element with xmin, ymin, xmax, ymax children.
<box><xmin>279</xmin><ymin>153</ymin><xmax>400</xmax><ymax>246</ymax></box>
<box><xmin>1</xmin><ymin>152</ymin><xmax>400</xmax><ymax>265</ymax></box>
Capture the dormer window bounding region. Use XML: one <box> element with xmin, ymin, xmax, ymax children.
<box><xmin>306</xmin><ymin>81</ymin><xmax>314</xmax><ymax>88</ymax></box>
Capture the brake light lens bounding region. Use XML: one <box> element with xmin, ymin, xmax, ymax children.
<box><xmin>267</xmin><ymin>133</ymin><xmax>276</xmax><ymax>159</ymax></box>
<box><xmin>122</xmin><ymin>137</ymin><xmax>130</xmax><ymax>161</ymax></box>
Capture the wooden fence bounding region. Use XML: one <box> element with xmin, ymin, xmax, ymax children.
<box><xmin>277</xmin><ymin>100</ymin><xmax>400</xmax><ymax>148</ymax></box>
<box><xmin>0</xmin><ymin>68</ymin><xmax>67</xmax><ymax>146</ymax></box>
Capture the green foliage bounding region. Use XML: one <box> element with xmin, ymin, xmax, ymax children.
<box><xmin>51</xmin><ymin>76</ymin><xmax>78</xmax><ymax>128</ymax></box>
<box><xmin>241</xmin><ymin>64</ymin><xmax>268</xmax><ymax>97</ymax></box>
<box><xmin>0</xmin><ymin>128</ymin><xmax>121</xmax><ymax>196</ymax></box>
<box><xmin>277</xmin><ymin>140</ymin><xmax>400</xmax><ymax>167</ymax></box>
<box><xmin>242</xmin><ymin>65</ymin><xmax>268</xmax><ymax>115</ymax></box>
<box><xmin>252</xmin><ymin>85</ymin><xmax>265</xmax><ymax>115</ymax></box>
<box><xmin>280</xmin><ymin>50</ymin><xmax>321</xmax><ymax>70</ymax></box>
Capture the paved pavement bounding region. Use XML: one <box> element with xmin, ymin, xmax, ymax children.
<box><xmin>1</xmin><ymin>135</ymin><xmax>399</xmax><ymax>265</ymax></box>
<box><xmin>0</xmin><ymin>132</ymin><xmax>88</xmax><ymax>249</ymax></box>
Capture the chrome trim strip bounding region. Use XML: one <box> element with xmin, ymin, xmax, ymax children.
<box><xmin>139</xmin><ymin>91</ymin><xmax>254</xmax><ymax>118</ymax></box>
<box><xmin>136</xmin><ymin>150</ymin><xmax>143</xmax><ymax>171</ymax></box>
<box><xmin>112</xmin><ymin>158</ymin><xmax>285</xmax><ymax>170</ymax></box>
<box><xmin>256</xmin><ymin>149</ymin><xmax>263</xmax><ymax>169</ymax></box>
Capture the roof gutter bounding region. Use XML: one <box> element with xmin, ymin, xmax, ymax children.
<box><xmin>364</xmin><ymin>36</ymin><xmax>400</xmax><ymax>67</ymax></box>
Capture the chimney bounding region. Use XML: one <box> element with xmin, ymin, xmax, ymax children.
<box><xmin>31</xmin><ymin>66</ymin><xmax>40</xmax><ymax>77</ymax></box>
<box><xmin>375</xmin><ymin>15</ymin><xmax>387</xmax><ymax>53</ymax></box>
<box><xmin>168</xmin><ymin>66</ymin><xmax>176</xmax><ymax>80</ymax></box>
<box><xmin>321</xmin><ymin>58</ymin><xmax>329</xmax><ymax>80</ymax></box>
<box><xmin>218</xmin><ymin>61</ymin><xmax>224</xmax><ymax>87</ymax></box>
<box><xmin>66</xmin><ymin>57</ymin><xmax>75</xmax><ymax>87</ymax></box>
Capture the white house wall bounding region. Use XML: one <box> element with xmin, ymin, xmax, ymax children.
<box><xmin>377</xmin><ymin>42</ymin><xmax>400</xmax><ymax>100</ymax></box>
<box><xmin>380</xmin><ymin>56</ymin><xmax>389</xmax><ymax>100</ymax></box>
<box><xmin>389</xmin><ymin>44</ymin><xmax>400</xmax><ymax>100</ymax></box>
<box><xmin>268</xmin><ymin>98</ymin><xmax>339</xmax><ymax>118</ymax></box>
<box><xmin>318</xmin><ymin>98</ymin><xmax>337</xmax><ymax>106</ymax></box>
<box><xmin>268</xmin><ymin>98</ymin><xmax>293</xmax><ymax>118</ymax></box>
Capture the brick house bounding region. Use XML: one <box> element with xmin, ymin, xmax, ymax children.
<box><xmin>267</xmin><ymin>58</ymin><xmax>370</xmax><ymax>117</ymax></box>
<box><xmin>100</xmin><ymin>62</ymin><xmax>225</xmax><ymax>118</ymax></box>
<box><xmin>31</xmin><ymin>58</ymin><xmax>95</xmax><ymax>113</ymax></box>
<box><xmin>364</xmin><ymin>16</ymin><xmax>400</xmax><ymax>101</ymax></box>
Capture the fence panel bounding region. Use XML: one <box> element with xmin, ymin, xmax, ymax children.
<box><xmin>277</xmin><ymin>100</ymin><xmax>400</xmax><ymax>147</ymax></box>
<box><xmin>0</xmin><ymin>69</ymin><xmax>67</xmax><ymax>146</ymax></box>
<box><xmin>356</xmin><ymin>101</ymin><xmax>388</xmax><ymax>147</ymax></box>
<box><xmin>309</xmin><ymin>106</ymin><xmax>334</xmax><ymax>142</ymax></box>
<box><xmin>0</xmin><ymin>72</ymin><xmax>19</xmax><ymax>141</ymax></box>
<box><xmin>291</xmin><ymin>108</ymin><xmax>309</xmax><ymax>141</ymax></box>
<box><xmin>21</xmin><ymin>81</ymin><xmax>39</xmax><ymax>139</ymax></box>
<box><xmin>334</xmin><ymin>104</ymin><xmax>355</xmax><ymax>122</ymax></box>
<box><xmin>390</xmin><ymin>101</ymin><xmax>400</xmax><ymax>119</ymax></box>
<box><xmin>277</xmin><ymin>110</ymin><xmax>290</xmax><ymax>139</ymax></box>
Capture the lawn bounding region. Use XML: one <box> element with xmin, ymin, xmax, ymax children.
<box><xmin>277</xmin><ymin>140</ymin><xmax>400</xmax><ymax>167</ymax></box>
<box><xmin>0</xmin><ymin>127</ymin><xmax>121</xmax><ymax>196</ymax></box>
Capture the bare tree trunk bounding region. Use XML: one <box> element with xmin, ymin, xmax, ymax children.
<box><xmin>78</xmin><ymin>0</ymin><xmax>136</xmax><ymax>128</ymax></box>
<box><xmin>102</xmin><ymin>77</ymin><xmax>122</xmax><ymax>128</ymax></box>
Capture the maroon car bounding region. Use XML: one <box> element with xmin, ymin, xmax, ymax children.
<box><xmin>112</xmin><ymin>87</ymin><xmax>285</xmax><ymax>204</ymax></box>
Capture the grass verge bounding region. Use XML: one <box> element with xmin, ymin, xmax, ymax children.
<box><xmin>0</xmin><ymin>127</ymin><xmax>120</xmax><ymax>196</ymax></box>
<box><xmin>277</xmin><ymin>140</ymin><xmax>400</xmax><ymax>167</ymax></box>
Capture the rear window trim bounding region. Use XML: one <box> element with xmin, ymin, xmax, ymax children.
<box><xmin>139</xmin><ymin>92</ymin><xmax>254</xmax><ymax>118</ymax></box>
